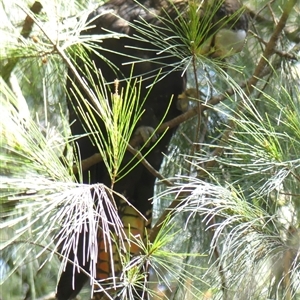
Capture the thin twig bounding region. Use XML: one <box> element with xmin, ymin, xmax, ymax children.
<box><xmin>249</xmin><ymin>30</ymin><xmax>298</xmax><ymax>60</ymax></box>
<box><xmin>126</xmin><ymin>144</ymin><xmax>173</xmax><ymax>186</ymax></box>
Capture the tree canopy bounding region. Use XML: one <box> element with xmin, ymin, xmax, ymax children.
<box><xmin>1</xmin><ymin>0</ymin><xmax>300</xmax><ymax>299</ymax></box>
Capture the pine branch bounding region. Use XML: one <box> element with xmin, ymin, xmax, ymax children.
<box><xmin>1</xmin><ymin>1</ymin><xmax>43</xmax><ymax>82</ymax></box>
<box><xmin>246</xmin><ymin>0</ymin><xmax>297</xmax><ymax>94</ymax></box>
<box><xmin>149</xmin><ymin>0</ymin><xmax>297</xmax><ymax>245</ymax></box>
<box><xmin>246</xmin><ymin>4</ymin><xmax>300</xmax><ymax>44</ymax></box>
<box><xmin>71</xmin><ymin>80</ymin><xmax>246</xmax><ymax>176</ymax></box>
<box><xmin>249</xmin><ymin>30</ymin><xmax>298</xmax><ymax>60</ymax></box>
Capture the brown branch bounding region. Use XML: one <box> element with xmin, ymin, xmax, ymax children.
<box><xmin>72</xmin><ymin>142</ymin><xmax>173</xmax><ymax>186</ymax></box>
<box><xmin>1</xmin><ymin>1</ymin><xmax>43</xmax><ymax>82</ymax></box>
<box><xmin>126</xmin><ymin>144</ymin><xmax>173</xmax><ymax>186</ymax></box>
<box><xmin>20</xmin><ymin>2</ymin><xmax>43</xmax><ymax>38</ymax></box>
<box><xmin>246</xmin><ymin>0</ymin><xmax>297</xmax><ymax>95</ymax></box>
<box><xmin>72</xmin><ymin>153</ymin><xmax>102</xmax><ymax>175</ymax></box>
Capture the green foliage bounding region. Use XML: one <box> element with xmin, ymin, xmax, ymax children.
<box><xmin>1</xmin><ymin>0</ymin><xmax>300</xmax><ymax>299</ymax></box>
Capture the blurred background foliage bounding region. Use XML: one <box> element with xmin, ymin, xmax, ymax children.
<box><xmin>1</xmin><ymin>0</ymin><xmax>300</xmax><ymax>299</ymax></box>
